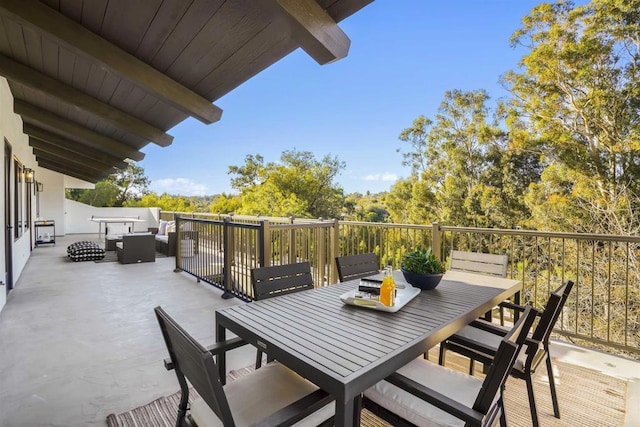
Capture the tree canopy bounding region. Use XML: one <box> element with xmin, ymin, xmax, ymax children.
<box><xmin>504</xmin><ymin>0</ymin><xmax>640</xmax><ymax>233</ymax></box>
<box><xmin>388</xmin><ymin>89</ymin><xmax>540</xmax><ymax>228</ymax></box>
<box><xmin>66</xmin><ymin>163</ymin><xmax>150</xmax><ymax>207</ymax></box>
<box><xmin>227</xmin><ymin>149</ymin><xmax>346</xmax><ymax>218</ymax></box>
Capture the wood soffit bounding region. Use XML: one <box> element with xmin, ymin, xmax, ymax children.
<box><xmin>0</xmin><ymin>0</ymin><xmax>373</xmax><ymax>182</ymax></box>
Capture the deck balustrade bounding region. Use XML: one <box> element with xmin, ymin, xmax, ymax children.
<box><xmin>164</xmin><ymin>212</ymin><xmax>640</xmax><ymax>356</ymax></box>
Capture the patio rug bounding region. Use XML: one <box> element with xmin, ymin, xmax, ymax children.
<box><xmin>95</xmin><ymin>251</ymin><xmax>167</xmax><ymax>263</ymax></box>
<box><xmin>106</xmin><ymin>354</ymin><xmax>627</xmax><ymax>427</ymax></box>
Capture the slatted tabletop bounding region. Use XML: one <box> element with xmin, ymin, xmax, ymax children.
<box><xmin>216</xmin><ymin>271</ymin><xmax>521</xmax><ymax>427</ymax></box>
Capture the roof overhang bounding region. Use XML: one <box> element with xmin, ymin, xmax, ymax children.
<box><xmin>0</xmin><ymin>0</ymin><xmax>373</xmax><ymax>182</ymax></box>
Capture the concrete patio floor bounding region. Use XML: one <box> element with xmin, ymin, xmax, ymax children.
<box><xmin>0</xmin><ymin>234</ymin><xmax>638</xmax><ymax>426</ymax></box>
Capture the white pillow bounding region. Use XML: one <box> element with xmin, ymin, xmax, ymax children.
<box><xmin>158</xmin><ymin>220</ymin><xmax>168</xmax><ymax>236</ymax></box>
<box><xmin>166</xmin><ymin>221</ymin><xmax>176</xmax><ymax>233</ymax></box>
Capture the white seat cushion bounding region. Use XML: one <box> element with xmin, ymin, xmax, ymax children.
<box><xmin>365</xmin><ymin>358</ymin><xmax>484</xmax><ymax>427</ymax></box>
<box><xmin>115</xmin><ymin>242</ymin><xmax>123</xmax><ymax>250</ymax></box>
<box><xmin>190</xmin><ymin>363</ymin><xmax>333</xmax><ymax>427</ymax></box>
<box><xmin>155</xmin><ymin>235</ymin><xmax>169</xmax><ymax>243</ymax></box>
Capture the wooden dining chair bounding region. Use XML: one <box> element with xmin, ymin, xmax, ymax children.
<box><xmin>363</xmin><ymin>306</ymin><xmax>537</xmax><ymax>427</ymax></box>
<box><xmin>449</xmin><ymin>250</ymin><xmax>509</xmax><ymax>277</ymax></box>
<box><xmin>251</xmin><ymin>261</ymin><xmax>314</xmax><ymax>368</ymax></box>
<box><xmin>438</xmin><ymin>280</ymin><xmax>574</xmax><ymax>426</ymax></box>
<box><xmin>155</xmin><ymin>306</ymin><xmax>334</xmax><ymax>427</ymax></box>
<box><xmin>335</xmin><ymin>253</ymin><xmax>379</xmax><ymax>282</ymax></box>
<box><xmin>449</xmin><ymin>250</ymin><xmax>513</xmax><ymax>324</ymax></box>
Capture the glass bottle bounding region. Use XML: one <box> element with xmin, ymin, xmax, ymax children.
<box><xmin>380</xmin><ymin>266</ymin><xmax>396</xmax><ymax>307</ymax></box>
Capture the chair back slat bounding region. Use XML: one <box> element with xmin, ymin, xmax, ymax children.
<box><xmin>449</xmin><ymin>250</ymin><xmax>508</xmax><ymax>277</ymax></box>
<box><xmin>155</xmin><ymin>307</ymin><xmax>235</xmax><ymax>426</ymax></box>
<box><xmin>251</xmin><ymin>262</ymin><xmax>314</xmax><ymax>300</ymax></box>
<box><xmin>532</xmin><ymin>280</ymin><xmax>574</xmax><ymax>344</ymax></box>
<box><xmin>336</xmin><ymin>253</ymin><xmax>379</xmax><ymax>282</ymax></box>
<box><xmin>473</xmin><ymin>306</ymin><xmax>537</xmax><ymax>414</ymax></box>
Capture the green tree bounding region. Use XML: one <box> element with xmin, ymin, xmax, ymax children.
<box><xmin>112</xmin><ymin>163</ymin><xmax>151</xmax><ymax>207</ymax></box>
<box><xmin>65</xmin><ymin>163</ymin><xmax>151</xmax><ymax>207</ymax></box>
<box><xmin>394</xmin><ymin>90</ymin><xmax>538</xmax><ymax>228</ymax></box>
<box><xmin>209</xmin><ymin>194</ymin><xmax>243</xmax><ymax>214</ymax></box>
<box><xmin>504</xmin><ymin>0</ymin><xmax>640</xmax><ymax>233</ymax></box>
<box><xmin>134</xmin><ymin>192</ymin><xmax>197</xmax><ymax>212</ymax></box>
<box><xmin>229</xmin><ymin>149</ymin><xmax>346</xmax><ymax>218</ymax></box>
<box><xmin>66</xmin><ymin>181</ymin><xmax>120</xmax><ymax>207</ymax></box>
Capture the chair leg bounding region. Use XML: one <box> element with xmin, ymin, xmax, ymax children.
<box><xmin>176</xmin><ymin>389</ymin><xmax>189</xmax><ymax>427</ymax></box>
<box><xmin>525</xmin><ymin>374</ymin><xmax>540</xmax><ymax>427</ymax></box>
<box><xmin>438</xmin><ymin>342</ymin><xmax>447</xmax><ymax>365</ymax></box>
<box><xmin>499</xmin><ymin>387</ymin><xmax>507</xmax><ymax>427</ymax></box>
<box><xmin>469</xmin><ymin>359</ymin><xmax>475</xmax><ymax>376</ymax></box>
<box><xmin>255</xmin><ymin>350</ymin><xmax>263</xmax><ymax>369</ymax></box>
<box><xmin>546</xmin><ymin>355</ymin><xmax>561</xmax><ymax>418</ymax></box>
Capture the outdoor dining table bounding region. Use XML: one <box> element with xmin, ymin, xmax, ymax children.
<box><xmin>215</xmin><ymin>270</ymin><xmax>522</xmax><ymax>427</ymax></box>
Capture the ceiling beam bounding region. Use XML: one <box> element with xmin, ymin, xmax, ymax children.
<box><xmin>0</xmin><ymin>0</ymin><xmax>223</xmax><ymax>124</ymax></box>
<box><xmin>37</xmin><ymin>159</ymin><xmax>103</xmax><ymax>183</ymax></box>
<box><xmin>14</xmin><ymin>99</ymin><xmax>144</xmax><ymax>161</ymax></box>
<box><xmin>33</xmin><ymin>148</ymin><xmax>114</xmax><ymax>177</ymax></box>
<box><xmin>23</xmin><ymin>124</ymin><xmax>128</xmax><ymax>169</ymax></box>
<box><xmin>37</xmin><ymin>157</ymin><xmax>109</xmax><ymax>180</ymax></box>
<box><xmin>0</xmin><ymin>55</ymin><xmax>173</xmax><ymax>147</ymax></box>
<box><xmin>29</xmin><ymin>137</ymin><xmax>119</xmax><ymax>172</ymax></box>
<box><xmin>326</xmin><ymin>0</ymin><xmax>375</xmax><ymax>22</ymax></box>
<box><xmin>264</xmin><ymin>0</ymin><xmax>351</xmax><ymax>64</ymax></box>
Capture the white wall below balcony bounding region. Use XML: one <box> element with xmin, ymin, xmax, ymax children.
<box><xmin>63</xmin><ymin>199</ymin><xmax>160</xmax><ymax>235</ymax></box>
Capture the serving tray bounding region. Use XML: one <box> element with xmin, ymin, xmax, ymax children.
<box><xmin>340</xmin><ymin>280</ymin><xmax>421</xmax><ymax>313</ymax></box>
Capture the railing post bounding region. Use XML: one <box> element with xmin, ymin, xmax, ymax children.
<box><xmin>329</xmin><ymin>218</ymin><xmax>340</xmax><ymax>284</ymax></box>
<box><xmin>174</xmin><ymin>216</ymin><xmax>182</xmax><ymax>272</ymax></box>
<box><xmin>221</xmin><ymin>217</ymin><xmax>234</xmax><ymax>299</ymax></box>
<box><xmin>317</xmin><ymin>219</ymin><xmax>326</xmax><ymax>286</ymax></box>
<box><xmin>289</xmin><ymin>216</ymin><xmax>295</xmax><ymax>264</ymax></box>
<box><xmin>432</xmin><ymin>223</ymin><xmax>442</xmax><ymax>261</ymax></box>
<box><xmin>259</xmin><ymin>220</ymin><xmax>271</xmax><ymax>267</ymax></box>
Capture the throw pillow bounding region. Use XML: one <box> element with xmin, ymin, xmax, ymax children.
<box><xmin>158</xmin><ymin>220</ymin><xmax>168</xmax><ymax>236</ymax></box>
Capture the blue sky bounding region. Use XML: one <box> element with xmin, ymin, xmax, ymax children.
<box><xmin>142</xmin><ymin>0</ymin><xmax>545</xmax><ymax>197</ymax></box>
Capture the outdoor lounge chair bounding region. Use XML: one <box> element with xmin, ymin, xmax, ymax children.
<box><xmin>335</xmin><ymin>253</ymin><xmax>379</xmax><ymax>282</ymax></box>
<box><xmin>438</xmin><ymin>280</ymin><xmax>574</xmax><ymax>426</ymax></box>
<box><xmin>115</xmin><ymin>233</ymin><xmax>155</xmax><ymax>264</ymax></box>
<box><xmin>363</xmin><ymin>305</ymin><xmax>537</xmax><ymax>427</ymax></box>
<box><xmin>155</xmin><ymin>306</ymin><xmax>334</xmax><ymax>427</ymax></box>
<box><xmin>251</xmin><ymin>262</ymin><xmax>314</xmax><ymax>368</ymax></box>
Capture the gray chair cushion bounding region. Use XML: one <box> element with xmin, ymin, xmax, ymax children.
<box><xmin>453</xmin><ymin>325</ymin><xmax>543</xmax><ymax>373</ymax></box>
<box><xmin>190</xmin><ymin>363</ymin><xmax>333</xmax><ymax>427</ymax></box>
<box><xmin>364</xmin><ymin>358</ymin><xmax>485</xmax><ymax>427</ymax></box>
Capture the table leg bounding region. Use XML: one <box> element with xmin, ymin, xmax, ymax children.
<box><xmin>335</xmin><ymin>396</ymin><xmax>360</xmax><ymax>427</ymax></box>
<box><xmin>216</xmin><ymin>324</ymin><xmax>227</xmax><ymax>385</ymax></box>
<box><xmin>514</xmin><ymin>291</ymin><xmax>521</xmax><ymax>322</ymax></box>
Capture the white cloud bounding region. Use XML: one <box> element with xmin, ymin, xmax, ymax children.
<box><xmin>152</xmin><ymin>178</ymin><xmax>208</xmax><ymax>196</ymax></box>
<box><xmin>363</xmin><ymin>172</ymin><xmax>399</xmax><ymax>182</ymax></box>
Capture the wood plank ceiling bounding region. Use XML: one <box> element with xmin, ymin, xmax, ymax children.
<box><xmin>0</xmin><ymin>0</ymin><xmax>373</xmax><ymax>182</ymax></box>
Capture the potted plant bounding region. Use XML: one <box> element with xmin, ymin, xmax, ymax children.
<box><xmin>400</xmin><ymin>247</ymin><xmax>446</xmax><ymax>290</ymax></box>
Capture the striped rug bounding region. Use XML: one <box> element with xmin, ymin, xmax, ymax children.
<box><xmin>106</xmin><ymin>353</ymin><xmax>626</xmax><ymax>426</ymax></box>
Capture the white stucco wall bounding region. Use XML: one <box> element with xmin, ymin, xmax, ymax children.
<box><xmin>37</xmin><ymin>169</ymin><xmax>66</xmax><ymax>236</ymax></box>
<box><xmin>0</xmin><ymin>77</ymin><xmax>39</xmax><ymax>312</ymax></box>
<box><xmin>64</xmin><ymin>200</ymin><xmax>160</xmax><ymax>235</ymax></box>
